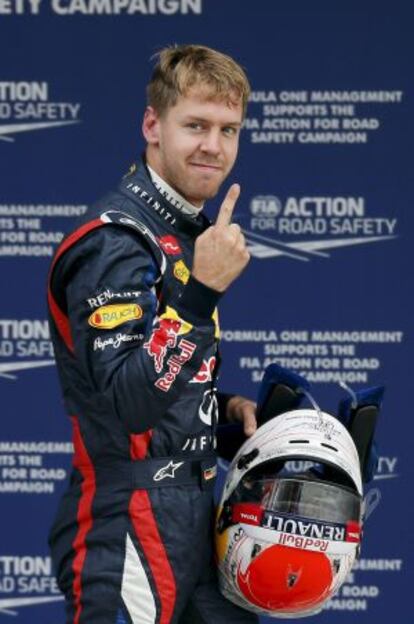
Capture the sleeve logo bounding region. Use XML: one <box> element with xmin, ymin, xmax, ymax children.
<box><xmin>88</xmin><ymin>304</ymin><xmax>143</xmax><ymax>330</ymax></box>
<box><xmin>143</xmin><ymin>307</ymin><xmax>193</xmax><ymax>374</ymax></box>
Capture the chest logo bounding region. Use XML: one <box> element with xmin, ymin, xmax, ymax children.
<box><xmin>88</xmin><ymin>304</ymin><xmax>142</xmax><ymax>330</ymax></box>
<box><xmin>173</xmin><ymin>260</ymin><xmax>190</xmax><ymax>284</ymax></box>
<box><xmin>158</xmin><ymin>235</ymin><xmax>182</xmax><ymax>256</ymax></box>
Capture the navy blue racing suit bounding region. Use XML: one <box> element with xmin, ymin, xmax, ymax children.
<box><xmin>48</xmin><ymin>160</ymin><xmax>257</xmax><ymax>624</ymax></box>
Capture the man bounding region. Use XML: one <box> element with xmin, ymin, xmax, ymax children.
<box><xmin>48</xmin><ymin>45</ymin><xmax>258</xmax><ymax>624</ymax></box>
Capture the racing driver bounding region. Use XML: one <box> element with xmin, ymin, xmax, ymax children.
<box><xmin>48</xmin><ymin>45</ymin><xmax>258</xmax><ymax>624</ymax></box>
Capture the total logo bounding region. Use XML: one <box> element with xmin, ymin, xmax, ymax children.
<box><xmin>0</xmin><ymin>81</ymin><xmax>81</xmax><ymax>142</ymax></box>
<box><xmin>244</xmin><ymin>195</ymin><xmax>397</xmax><ymax>261</ymax></box>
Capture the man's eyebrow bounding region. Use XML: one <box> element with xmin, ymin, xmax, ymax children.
<box><xmin>183</xmin><ymin>115</ymin><xmax>242</xmax><ymax>127</ymax></box>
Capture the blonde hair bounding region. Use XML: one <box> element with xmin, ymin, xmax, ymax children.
<box><xmin>147</xmin><ymin>44</ymin><xmax>250</xmax><ymax>117</ymax></box>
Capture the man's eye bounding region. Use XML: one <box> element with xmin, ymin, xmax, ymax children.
<box><xmin>187</xmin><ymin>122</ymin><xmax>203</xmax><ymax>131</ymax></box>
<box><xmin>223</xmin><ymin>127</ymin><xmax>237</xmax><ymax>136</ymax></box>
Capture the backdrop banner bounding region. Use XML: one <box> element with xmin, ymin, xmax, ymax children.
<box><xmin>0</xmin><ymin>1</ymin><xmax>411</xmax><ymax>622</ymax></box>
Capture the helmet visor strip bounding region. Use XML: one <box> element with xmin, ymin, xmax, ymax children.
<box><xmin>231</xmin><ymin>477</ymin><xmax>361</xmax><ymax>542</ymax></box>
<box><xmin>265</xmin><ymin>477</ymin><xmax>361</xmax><ymax>524</ymax></box>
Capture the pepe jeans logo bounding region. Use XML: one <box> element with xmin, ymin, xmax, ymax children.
<box><xmin>93</xmin><ymin>333</ymin><xmax>143</xmax><ymax>351</ymax></box>
<box><xmin>88</xmin><ymin>304</ymin><xmax>142</xmax><ymax>330</ymax></box>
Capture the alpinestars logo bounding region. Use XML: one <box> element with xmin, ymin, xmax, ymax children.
<box><xmin>153</xmin><ymin>460</ymin><xmax>184</xmax><ymax>482</ymax></box>
<box><xmin>244</xmin><ymin>195</ymin><xmax>397</xmax><ymax>261</ymax></box>
<box><xmin>0</xmin><ymin>82</ymin><xmax>81</xmax><ymax>142</ymax></box>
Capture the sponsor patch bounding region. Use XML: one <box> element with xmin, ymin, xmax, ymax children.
<box><xmin>86</xmin><ymin>289</ymin><xmax>141</xmax><ymax>309</ymax></box>
<box><xmin>262</xmin><ymin>512</ymin><xmax>348</xmax><ymax>542</ymax></box>
<box><xmin>143</xmin><ymin>306</ymin><xmax>192</xmax><ymax>373</ymax></box>
<box><xmin>154</xmin><ymin>339</ymin><xmax>196</xmax><ymax>392</ymax></box>
<box><xmin>345</xmin><ymin>521</ymin><xmax>361</xmax><ymax>542</ymax></box>
<box><xmin>232</xmin><ymin>503</ymin><xmax>264</xmax><ymax>526</ymax></box>
<box><xmin>181</xmin><ymin>433</ymin><xmax>217</xmax><ymax>452</ymax></box>
<box><xmin>153</xmin><ymin>460</ymin><xmax>184</xmax><ymax>482</ymax></box>
<box><xmin>173</xmin><ymin>259</ymin><xmax>190</xmax><ymax>284</ymax></box>
<box><xmin>190</xmin><ymin>356</ymin><xmax>216</xmax><ymax>383</ymax></box>
<box><xmin>88</xmin><ymin>304</ymin><xmax>142</xmax><ymax>330</ymax></box>
<box><xmin>278</xmin><ymin>532</ymin><xmax>329</xmax><ymax>552</ymax></box>
<box><xmin>93</xmin><ymin>333</ymin><xmax>143</xmax><ymax>351</ymax></box>
<box><xmin>158</xmin><ymin>235</ymin><xmax>182</xmax><ymax>255</ymax></box>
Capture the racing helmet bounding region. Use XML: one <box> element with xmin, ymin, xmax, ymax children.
<box><xmin>215</xmin><ymin>408</ymin><xmax>363</xmax><ymax>618</ymax></box>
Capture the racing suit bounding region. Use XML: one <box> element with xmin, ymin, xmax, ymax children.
<box><xmin>48</xmin><ymin>160</ymin><xmax>257</xmax><ymax>624</ymax></box>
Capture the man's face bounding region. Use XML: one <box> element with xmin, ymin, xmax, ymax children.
<box><xmin>143</xmin><ymin>87</ymin><xmax>243</xmax><ymax>206</ymax></box>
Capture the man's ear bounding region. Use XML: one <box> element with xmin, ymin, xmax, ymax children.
<box><xmin>142</xmin><ymin>106</ymin><xmax>161</xmax><ymax>145</ymax></box>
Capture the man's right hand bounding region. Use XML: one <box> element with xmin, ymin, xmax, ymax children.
<box><xmin>192</xmin><ymin>184</ymin><xmax>250</xmax><ymax>292</ymax></box>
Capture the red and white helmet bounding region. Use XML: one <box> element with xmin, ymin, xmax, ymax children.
<box><xmin>215</xmin><ymin>409</ymin><xmax>363</xmax><ymax>618</ymax></box>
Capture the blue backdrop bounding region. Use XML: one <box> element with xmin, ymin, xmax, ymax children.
<box><xmin>0</xmin><ymin>0</ymin><xmax>412</xmax><ymax>622</ymax></box>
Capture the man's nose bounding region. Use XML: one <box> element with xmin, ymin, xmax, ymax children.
<box><xmin>200</xmin><ymin>129</ymin><xmax>221</xmax><ymax>155</ymax></box>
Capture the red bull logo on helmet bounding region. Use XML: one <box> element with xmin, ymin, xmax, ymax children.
<box><xmin>278</xmin><ymin>533</ymin><xmax>329</xmax><ymax>552</ymax></box>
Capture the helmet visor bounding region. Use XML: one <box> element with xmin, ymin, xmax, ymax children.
<box><xmin>238</xmin><ymin>476</ymin><xmax>361</xmax><ymax>525</ymax></box>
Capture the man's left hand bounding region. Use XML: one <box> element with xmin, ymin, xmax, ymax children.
<box><xmin>226</xmin><ymin>395</ymin><xmax>257</xmax><ymax>437</ymax></box>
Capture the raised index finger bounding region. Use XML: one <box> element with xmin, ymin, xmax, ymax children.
<box><xmin>215</xmin><ymin>183</ymin><xmax>240</xmax><ymax>227</ymax></box>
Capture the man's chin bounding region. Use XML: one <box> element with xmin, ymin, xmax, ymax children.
<box><xmin>188</xmin><ymin>181</ymin><xmax>223</xmax><ymax>204</ymax></box>
<box><xmin>189</xmin><ymin>192</ymin><xmax>219</xmax><ymax>205</ymax></box>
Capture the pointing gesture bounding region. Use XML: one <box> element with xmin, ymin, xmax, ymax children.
<box><xmin>215</xmin><ymin>183</ymin><xmax>240</xmax><ymax>227</ymax></box>
<box><xmin>192</xmin><ymin>184</ymin><xmax>250</xmax><ymax>293</ymax></box>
